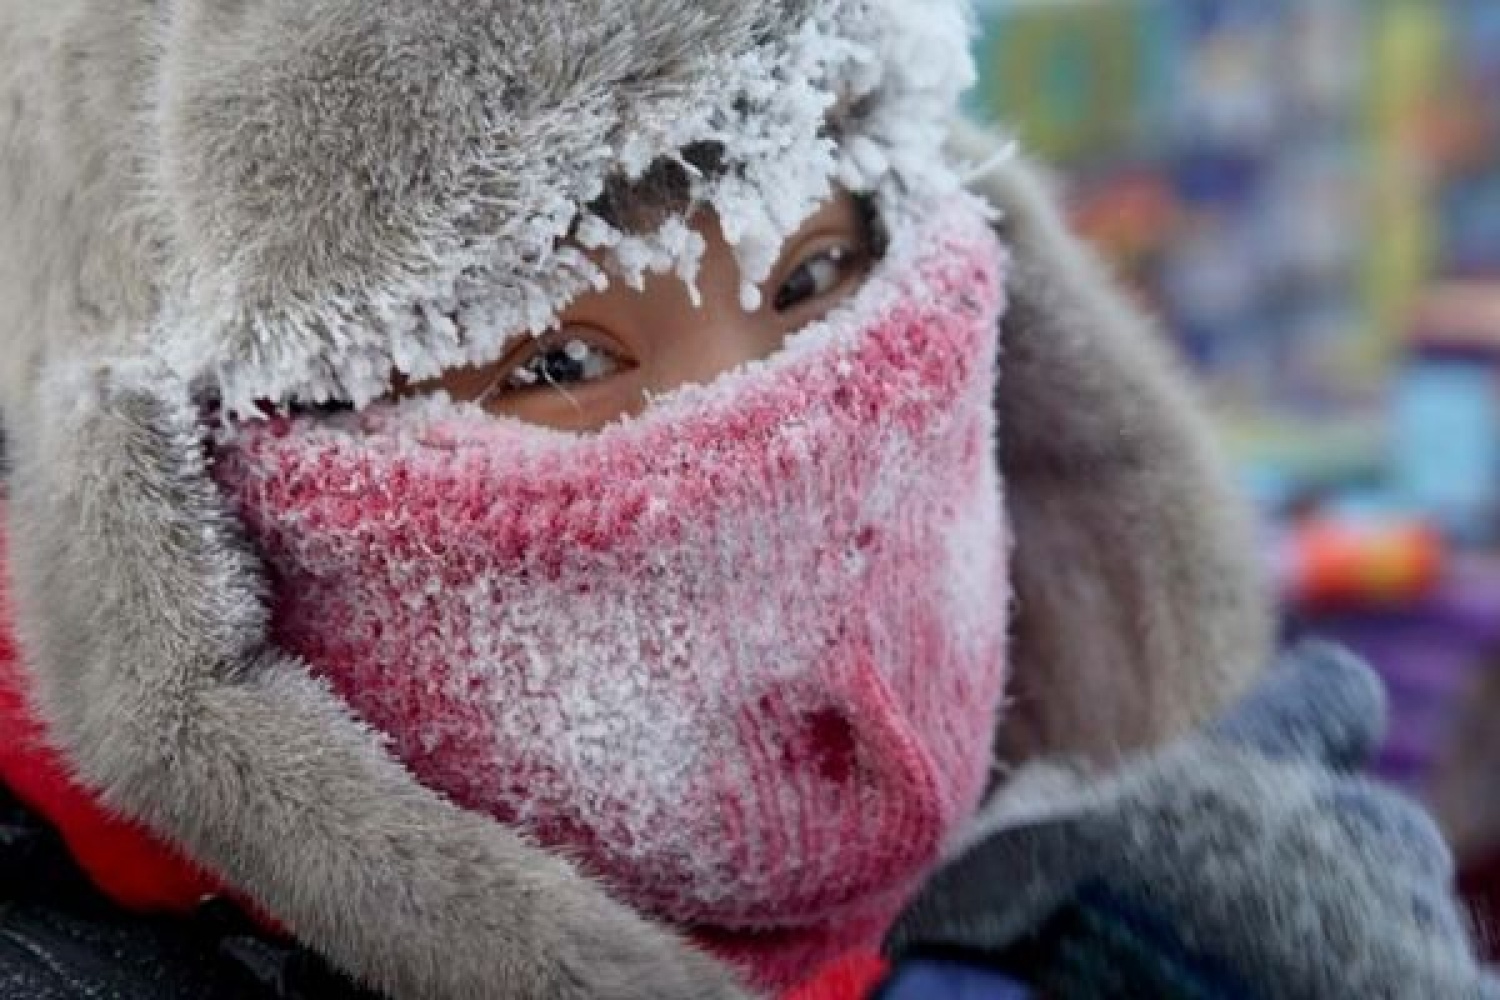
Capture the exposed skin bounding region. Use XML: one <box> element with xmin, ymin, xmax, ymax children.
<box><xmin>398</xmin><ymin>194</ymin><xmax>873</xmax><ymax>430</ymax></box>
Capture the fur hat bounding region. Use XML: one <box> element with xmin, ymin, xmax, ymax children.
<box><xmin>0</xmin><ymin>2</ymin><xmax>1272</xmax><ymax>997</ymax></box>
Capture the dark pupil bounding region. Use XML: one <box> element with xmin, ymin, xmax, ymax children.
<box><xmin>537</xmin><ymin>349</ymin><xmax>585</xmax><ymax>383</ymax></box>
<box><xmin>774</xmin><ymin>267</ymin><xmax>816</xmax><ymax>312</ymax></box>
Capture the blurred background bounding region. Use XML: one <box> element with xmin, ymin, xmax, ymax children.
<box><xmin>967</xmin><ymin>0</ymin><xmax>1500</xmax><ymax>949</ymax></box>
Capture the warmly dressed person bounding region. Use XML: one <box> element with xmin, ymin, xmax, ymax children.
<box><xmin>0</xmin><ymin>2</ymin><xmax>1493</xmax><ymax>998</ymax></box>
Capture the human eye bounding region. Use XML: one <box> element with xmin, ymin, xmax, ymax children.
<box><xmin>772</xmin><ymin>242</ymin><xmax>866</xmax><ymax>314</ymax></box>
<box><xmin>499</xmin><ymin>333</ymin><xmax>628</xmax><ymax>394</ymax></box>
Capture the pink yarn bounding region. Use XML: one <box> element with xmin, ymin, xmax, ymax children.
<box><xmin>212</xmin><ymin>201</ymin><xmax>1010</xmax><ymax>991</ymax></box>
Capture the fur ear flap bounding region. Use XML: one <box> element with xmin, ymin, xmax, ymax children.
<box><xmin>955</xmin><ymin>123</ymin><xmax>1274</xmax><ymax>767</ymax></box>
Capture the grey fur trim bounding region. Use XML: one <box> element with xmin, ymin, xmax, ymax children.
<box><xmin>955</xmin><ymin>124</ymin><xmax>1273</xmax><ymax>764</ymax></box>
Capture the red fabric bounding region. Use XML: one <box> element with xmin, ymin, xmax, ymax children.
<box><xmin>0</xmin><ymin>515</ymin><xmax>220</xmax><ymax>913</ymax></box>
<box><xmin>782</xmin><ymin>953</ymin><xmax>889</xmax><ymax>1000</ymax></box>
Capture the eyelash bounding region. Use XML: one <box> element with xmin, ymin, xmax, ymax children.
<box><xmin>773</xmin><ymin>243</ymin><xmax>862</xmax><ymax>313</ymax></box>
<box><xmin>498</xmin><ymin>335</ymin><xmax>625</xmax><ymax>395</ymax></box>
<box><xmin>493</xmin><ymin>240</ymin><xmax>867</xmax><ymax>396</ymax></box>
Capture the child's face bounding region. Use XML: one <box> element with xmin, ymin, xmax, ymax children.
<box><xmin>397</xmin><ymin>192</ymin><xmax>874</xmax><ymax>432</ymax></box>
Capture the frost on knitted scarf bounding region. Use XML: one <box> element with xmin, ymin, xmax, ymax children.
<box><xmin>210</xmin><ymin>200</ymin><xmax>1010</xmax><ymax>992</ymax></box>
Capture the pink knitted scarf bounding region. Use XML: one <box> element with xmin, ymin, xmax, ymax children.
<box><xmin>211</xmin><ymin>200</ymin><xmax>1011</xmax><ymax>992</ymax></box>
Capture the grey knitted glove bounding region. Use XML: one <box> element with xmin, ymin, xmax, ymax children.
<box><xmin>887</xmin><ymin>643</ymin><xmax>1500</xmax><ymax>999</ymax></box>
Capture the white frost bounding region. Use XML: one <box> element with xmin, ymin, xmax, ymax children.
<box><xmin>193</xmin><ymin>0</ymin><xmax>980</xmax><ymax>414</ymax></box>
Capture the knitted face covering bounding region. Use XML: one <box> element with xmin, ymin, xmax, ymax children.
<box><xmin>211</xmin><ymin>200</ymin><xmax>1010</xmax><ymax>990</ymax></box>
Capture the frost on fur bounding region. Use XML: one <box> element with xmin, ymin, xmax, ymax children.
<box><xmin>161</xmin><ymin>0</ymin><xmax>980</xmax><ymax>415</ymax></box>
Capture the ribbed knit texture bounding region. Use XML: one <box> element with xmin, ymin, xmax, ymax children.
<box><xmin>212</xmin><ymin>199</ymin><xmax>1011</xmax><ymax>991</ymax></box>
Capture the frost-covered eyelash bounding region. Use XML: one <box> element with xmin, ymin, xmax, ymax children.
<box><xmin>497</xmin><ymin>337</ymin><xmax>622</xmax><ymax>394</ymax></box>
<box><xmin>774</xmin><ymin>243</ymin><xmax>860</xmax><ymax>312</ymax></box>
<box><xmin>805</xmin><ymin>244</ymin><xmax>852</xmax><ymax>278</ymax></box>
